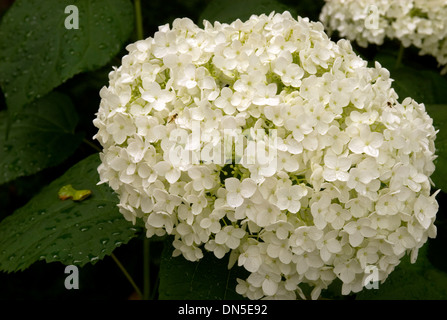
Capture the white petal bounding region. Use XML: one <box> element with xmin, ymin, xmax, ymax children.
<box><xmin>140</xmin><ymin>197</ymin><xmax>154</xmax><ymax>213</ymax></box>
<box><xmin>307</xmin><ymin>254</ymin><xmax>324</xmax><ymax>268</ymax></box>
<box><xmin>153</xmin><ymin>161</ymin><xmax>171</xmax><ymax>176</ymax></box>
<box><xmin>348</xmin><ymin>137</ymin><xmax>365</xmax><ymax>154</ymax></box>
<box><xmin>227</xmin><ymin>192</ymin><xmax>244</xmax><ymax>208</ymax></box>
<box><xmin>323</xmin><ymin>168</ymin><xmax>337</xmax><ymax>182</ymax></box>
<box><xmin>240</xmin><ymin>178</ymin><xmax>257</xmax><ymax>198</ymax></box>
<box><xmin>244</xmin><ymin>256</ymin><xmax>261</xmax><ymax>273</ymax></box>
<box><xmin>313</xmin><ymin>214</ymin><xmax>327</xmax><ymax>230</ymax></box>
<box><xmin>187</xmin><ymin>167</ymin><xmax>201</xmax><ymax>179</ymax></box>
<box><xmin>288</xmin><ymin>201</ymin><xmax>301</xmax><ymax>214</ymax></box>
<box><xmin>262</xmin><ymin>278</ymin><xmax>278</xmax><ymax>296</ymax></box>
<box><xmin>349</xmin><ymin>232</ymin><xmax>364</xmax><ymax>247</ymax></box>
<box><xmin>165</xmin><ymin>169</ymin><xmax>181</xmax><ymax>183</ymax></box>
<box><xmin>147</xmin><ymin>212</ymin><xmax>167</xmax><ymax>228</ymax></box>
<box><xmin>320</xmin><ymin>247</ymin><xmax>332</xmax><ymax>262</ymax></box>
<box><xmin>324</xmin><ymin>154</ymin><xmax>337</xmax><ymax>169</ymax></box>
<box><xmin>215</xmin><ymin>230</ymin><xmax>228</xmax><ymax>245</ymax></box>
<box><xmin>326</xmin><ymin>238</ymin><xmax>342</xmax><ymax>253</ymax></box>
<box><xmin>225</xmin><ymin>177</ymin><xmax>240</xmax><ymax>192</ymax></box>
<box><xmin>279</xmin><ymin>249</ymin><xmax>293</xmax><ymax>264</ymax></box>
<box><xmin>296</xmin><ymin>258</ymin><xmax>309</xmax><ymax>274</ymax></box>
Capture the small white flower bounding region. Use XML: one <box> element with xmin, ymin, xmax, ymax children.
<box><xmin>333</xmin><ymin>259</ymin><xmax>363</xmax><ymax>284</ymax></box>
<box><xmin>343</xmin><ymin>218</ymin><xmax>377</xmax><ymax>247</ymax></box>
<box><xmin>348</xmin><ymin>125</ymin><xmax>383</xmax><ymax>157</ymax></box>
<box><xmin>152</xmin><ymin>188</ymin><xmax>182</xmax><ymax>214</ymax></box>
<box><xmin>284</xmin><ymin>113</ymin><xmax>313</xmax><ymax>142</ymax></box>
<box><xmin>215</xmin><ymin>226</ymin><xmax>246</xmax><ymax>249</ymax></box>
<box><xmin>135</xmin><ymin>116</ymin><xmax>160</xmax><ymax>141</ymax></box>
<box><xmin>294</xmin><ymin>250</ymin><xmax>324</xmax><ymax>275</ymax></box>
<box><xmin>414</xmin><ymin>194</ymin><xmax>438</xmax><ymax>229</ymax></box>
<box><xmin>214</xmin><ymin>87</ymin><xmax>237</xmax><ymax>115</ymax></box>
<box><xmin>253</xmin><ymin>83</ymin><xmax>280</xmax><ymax>106</ymax></box>
<box><xmin>290</xmin><ymin>226</ymin><xmax>323</xmax><ymax>253</ymax></box>
<box><xmin>356</xmin><ymin>245</ymin><xmax>379</xmax><ymax>269</ymax></box>
<box><xmin>205</xmin><ymin>240</ymin><xmax>230</xmax><ymax>259</ymax></box>
<box><xmin>276</xmin><ymin>185</ymin><xmax>307</xmax><ymax>213</ymax></box>
<box><xmin>146</xmin><ymin>211</ymin><xmax>174</xmax><ymax>234</ymax></box>
<box><xmin>106</xmin><ymin>113</ymin><xmax>136</xmax><ymax>144</ymax></box>
<box><xmin>326</xmin><ymin>203</ymin><xmax>351</xmax><ymax>230</ymax></box>
<box><xmin>225</xmin><ymin>177</ymin><xmax>257</xmax><ymax>208</ymax></box>
<box><xmin>153</xmin><ymin>161</ymin><xmax>181</xmax><ymax>184</ymax></box>
<box><xmin>388</xmin><ymin>227</ymin><xmax>417</xmax><ymax>256</ymax></box>
<box><xmin>187</xmin><ymin>166</ymin><xmax>216</xmax><ymax>191</ymax></box>
<box><xmin>238</xmin><ymin>245</ymin><xmax>263</xmax><ymax>273</ymax></box>
<box><xmin>141</xmin><ymin>82</ymin><xmax>174</xmax><ymax>111</ymax></box>
<box><xmin>317</xmin><ymin>230</ymin><xmax>342</xmax><ymax>263</ymax></box>
<box><xmin>323</xmin><ymin>154</ymin><xmax>352</xmax><ymax>182</ymax></box>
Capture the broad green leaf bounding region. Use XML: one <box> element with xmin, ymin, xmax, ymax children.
<box><xmin>158</xmin><ymin>239</ymin><xmax>249</xmax><ymax>300</ymax></box>
<box><xmin>425</xmin><ymin>104</ymin><xmax>447</xmax><ymax>191</ymax></box>
<box><xmin>356</xmin><ymin>244</ymin><xmax>447</xmax><ymax>299</ymax></box>
<box><xmin>0</xmin><ymin>0</ymin><xmax>134</xmax><ymax>113</ymax></box>
<box><xmin>199</xmin><ymin>0</ymin><xmax>296</xmax><ymax>25</ymax></box>
<box><xmin>0</xmin><ymin>92</ymin><xmax>83</xmax><ymax>185</ymax></box>
<box><xmin>0</xmin><ymin>154</ymin><xmax>142</xmax><ymax>272</ymax></box>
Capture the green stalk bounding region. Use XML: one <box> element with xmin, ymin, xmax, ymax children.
<box><xmin>150</xmin><ymin>274</ymin><xmax>160</xmax><ymax>300</ymax></box>
<box><xmin>111</xmin><ymin>253</ymin><xmax>143</xmax><ymax>299</ymax></box>
<box><xmin>83</xmin><ymin>138</ymin><xmax>101</xmax><ymax>153</ymax></box>
<box><xmin>143</xmin><ymin>237</ymin><xmax>151</xmax><ymax>300</ymax></box>
<box><xmin>395</xmin><ymin>43</ymin><xmax>405</xmax><ymax>69</ymax></box>
<box><xmin>134</xmin><ymin>0</ymin><xmax>144</xmax><ymax>41</ymax></box>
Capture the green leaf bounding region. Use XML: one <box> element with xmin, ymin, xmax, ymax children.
<box><xmin>0</xmin><ymin>153</ymin><xmax>142</xmax><ymax>272</ymax></box>
<box><xmin>0</xmin><ymin>0</ymin><xmax>134</xmax><ymax>113</ymax></box>
<box><xmin>425</xmin><ymin>104</ymin><xmax>447</xmax><ymax>191</ymax></box>
<box><xmin>199</xmin><ymin>0</ymin><xmax>296</xmax><ymax>25</ymax></box>
<box><xmin>356</xmin><ymin>244</ymin><xmax>447</xmax><ymax>300</ymax></box>
<box><xmin>0</xmin><ymin>92</ymin><xmax>83</xmax><ymax>185</ymax></box>
<box><xmin>158</xmin><ymin>239</ymin><xmax>249</xmax><ymax>300</ymax></box>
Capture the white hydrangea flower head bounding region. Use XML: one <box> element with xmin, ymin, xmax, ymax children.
<box><xmin>320</xmin><ymin>0</ymin><xmax>447</xmax><ymax>74</ymax></box>
<box><xmin>93</xmin><ymin>11</ymin><xmax>439</xmax><ymax>299</ymax></box>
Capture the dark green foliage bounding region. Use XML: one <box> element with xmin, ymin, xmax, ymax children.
<box><xmin>0</xmin><ymin>154</ymin><xmax>142</xmax><ymax>272</ymax></box>
<box><xmin>0</xmin><ymin>0</ymin><xmax>134</xmax><ymax>114</ymax></box>
<box><xmin>159</xmin><ymin>238</ymin><xmax>248</xmax><ymax>300</ymax></box>
<box><xmin>0</xmin><ymin>92</ymin><xmax>83</xmax><ymax>184</ymax></box>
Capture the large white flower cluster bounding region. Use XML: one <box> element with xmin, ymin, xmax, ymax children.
<box><xmin>320</xmin><ymin>0</ymin><xmax>447</xmax><ymax>73</ymax></box>
<box><xmin>93</xmin><ymin>11</ymin><xmax>438</xmax><ymax>299</ymax></box>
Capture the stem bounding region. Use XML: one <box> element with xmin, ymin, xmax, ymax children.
<box><xmin>395</xmin><ymin>43</ymin><xmax>404</xmax><ymax>69</ymax></box>
<box><xmin>83</xmin><ymin>138</ymin><xmax>101</xmax><ymax>153</ymax></box>
<box><xmin>143</xmin><ymin>237</ymin><xmax>151</xmax><ymax>300</ymax></box>
<box><xmin>134</xmin><ymin>0</ymin><xmax>144</xmax><ymax>40</ymax></box>
<box><xmin>111</xmin><ymin>253</ymin><xmax>143</xmax><ymax>299</ymax></box>
<box><xmin>150</xmin><ymin>274</ymin><xmax>160</xmax><ymax>300</ymax></box>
